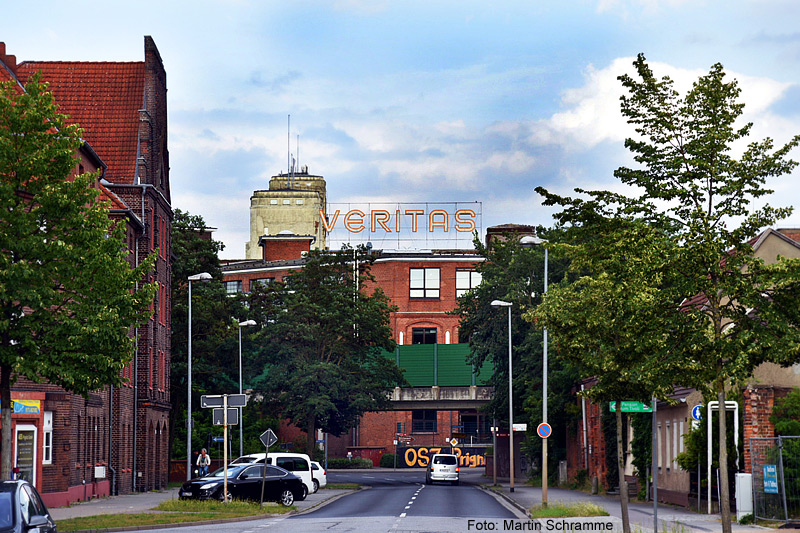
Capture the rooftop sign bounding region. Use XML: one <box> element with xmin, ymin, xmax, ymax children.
<box><xmin>323</xmin><ymin>201</ymin><xmax>482</xmax><ymax>250</ymax></box>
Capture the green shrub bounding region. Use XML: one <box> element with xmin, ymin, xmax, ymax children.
<box><xmin>327</xmin><ymin>458</ymin><xmax>373</xmax><ymax>469</ymax></box>
<box><xmin>379</xmin><ymin>454</ymin><xmax>395</xmax><ymax>468</ymax></box>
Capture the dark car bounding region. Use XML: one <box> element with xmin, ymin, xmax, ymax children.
<box><xmin>179</xmin><ymin>464</ymin><xmax>303</xmax><ymax>506</ymax></box>
<box><xmin>0</xmin><ymin>479</ymin><xmax>57</xmax><ymax>532</ymax></box>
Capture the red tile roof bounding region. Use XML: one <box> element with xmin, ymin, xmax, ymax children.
<box><xmin>16</xmin><ymin>61</ymin><xmax>145</xmax><ymax>185</ymax></box>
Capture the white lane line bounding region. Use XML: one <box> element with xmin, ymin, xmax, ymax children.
<box><xmin>400</xmin><ymin>512</ymin><xmax>407</xmax><ymax>518</ymax></box>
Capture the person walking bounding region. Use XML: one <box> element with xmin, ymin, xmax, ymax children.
<box><xmin>197</xmin><ymin>448</ymin><xmax>211</xmax><ymax>477</ymax></box>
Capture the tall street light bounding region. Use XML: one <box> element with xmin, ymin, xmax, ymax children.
<box><xmin>521</xmin><ymin>235</ymin><xmax>548</xmax><ymax>507</ymax></box>
<box><xmin>237</xmin><ymin>319</ymin><xmax>257</xmax><ymax>457</ymax></box>
<box><xmin>491</xmin><ymin>299</ymin><xmax>514</xmax><ymax>492</ymax></box>
<box><xmin>187</xmin><ymin>272</ymin><xmax>212</xmax><ymax>481</ymax></box>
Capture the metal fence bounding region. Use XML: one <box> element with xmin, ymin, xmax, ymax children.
<box><xmin>750</xmin><ymin>436</ymin><xmax>800</xmax><ymax>522</ymax></box>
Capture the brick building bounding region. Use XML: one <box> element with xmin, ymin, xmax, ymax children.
<box><xmin>222</xmin><ymin>224</ymin><xmax>498</xmax><ymax>464</ymax></box>
<box><xmin>0</xmin><ymin>37</ymin><xmax>172</xmax><ymax>505</ymax></box>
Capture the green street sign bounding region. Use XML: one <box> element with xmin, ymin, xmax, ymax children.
<box><xmin>609</xmin><ymin>401</ymin><xmax>653</xmax><ymax>413</ymax></box>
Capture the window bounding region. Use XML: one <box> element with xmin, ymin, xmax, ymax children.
<box><xmin>43</xmin><ymin>412</ymin><xmax>53</xmax><ymax>465</ymax></box>
<box><xmin>252</xmin><ymin>278</ymin><xmax>274</xmax><ymax>289</ymax></box>
<box><xmin>412</xmin><ymin>410</ymin><xmax>437</xmax><ymax>433</ymax></box>
<box><xmin>456</xmin><ymin>270</ymin><xmax>482</xmax><ymax>297</ymax></box>
<box><xmin>412</xmin><ymin>328</ymin><xmax>437</xmax><ymax>345</ymax></box>
<box><xmin>410</xmin><ymin>268</ymin><xmax>440</xmax><ymax>299</ymax></box>
<box><xmin>225</xmin><ymin>280</ymin><xmax>242</xmax><ymax>295</ymax></box>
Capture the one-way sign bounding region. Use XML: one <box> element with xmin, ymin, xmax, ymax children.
<box><xmin>260</xmin><ymin>428</ymin><xmax>278</xmax><ymax>448</ymax></box>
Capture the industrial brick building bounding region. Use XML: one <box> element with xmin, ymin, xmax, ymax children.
<box><xmin>0</xmin><ymin>37</ymin><xmax>172</xmax><ymax>506</ymax></box>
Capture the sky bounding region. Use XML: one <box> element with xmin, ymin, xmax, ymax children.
<box><xmin>5</xmin><ymin>0</ymin><xmax>800</xmax><ymax>258</ymax></box>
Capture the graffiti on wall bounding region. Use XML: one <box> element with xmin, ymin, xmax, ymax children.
<box><xmin>398</xmin><ymin>446</ymin><xmax>486</xmax><ymax>468</ymax></box>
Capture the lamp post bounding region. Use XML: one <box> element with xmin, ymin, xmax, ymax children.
<box><xmin>491</xmin><ymin>299</ymin><xmax>514</xmax><ymax>492</ymax></box>
<box><xmin>521</xmin><ymin>235</ymin><xmax>548</xmax><ymax>507</ymax></box>
<box><xmin>237</xmin><ymin>319</ymin><xmax>257</xmax><ymax>457</ymax></box>
<box><xmin>187</xmin><ymin>272</ymin><xmax>212</xmax><ymax>481</ymax></box>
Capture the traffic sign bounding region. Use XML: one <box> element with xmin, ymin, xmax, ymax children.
<box><xmin>608</xmin><ymin>401</ymin><xmax>652</xmax><ymax>413</ymax></box>
<box><xmin>398</xmin><ymin>436</ymin><xmax>414</xmax><ymax>443</ymax></box>
<box><xmin>212</xmin><ymin>408</ymin><xmax>238</xmax><ymax>425</ymax></box>
<box><xmin>537</xmin><ymin>423</ymin><xmax>552</xmax><ymax>439</ymax></box>
<box><xmin>211</xmin><ymin>435</ymin><xmax>224</xmax><ymax>443</ymax></box>
<box><xmin>449</xmin><ymin>438</ymin><xmax>459</xmax><ymax>446</ymax></box>
<box><xmin>691</xmin><ymin>405</ymin><xmax>703</xmax><ymax>421</ymax></box>
<box><xmin>260</xmin><ymin>428</ymin><xmax>278</xmax><ymax>448</ymax></box>
<box><xmin>512</xmin><ymin>423</ymin><xmax>528</xmax><ymax>432</ymax></box>
<box><xmin>201</xmin><ymin>394</ymin><xmax>247</xmax><ymax>408</ymax></box>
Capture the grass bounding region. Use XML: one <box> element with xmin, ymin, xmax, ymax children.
<box><xmin>528</xmin><ymin>501</ymin><xmax>610</xmax><ymax>519</ymax></box>
<box><xmin>57</xmin><ymin>498</ymin><xmax>292</xmax><ymax>532</ymax></box>
<box><xmin>326</xmin><ymin>483</ymin><xmax>360</xmax><ymax>490</ymax></box>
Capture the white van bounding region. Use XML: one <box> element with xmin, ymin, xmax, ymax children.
<box><xmin>230</xmin><ymin>453</ymin><xmax>313</xmax><ymax>499</ymax></box>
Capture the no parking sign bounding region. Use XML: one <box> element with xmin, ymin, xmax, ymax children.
<box><xmin>537</xmin><ymin>423</ymin><xmax>552</xmax><ymax>439</ymax></box>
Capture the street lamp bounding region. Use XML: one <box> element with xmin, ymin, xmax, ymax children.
<box><xmin>491</xmin><ymin>299</ymin><xmax>514</xmax><ymax>492</ymax></box>
<box><xmin>237</xmin><ymin>319</ymin><xmax>257</xmax><ymax>457</ymax></box>
<box><xmin>187</xmin><ymin>272</ymin><xmax>212</xmax><ymax>481</ymax></box>
<box><xmin>521</xmin><ymin>235</ymin><xmax>548</xmax><ymax>507</ymax></box>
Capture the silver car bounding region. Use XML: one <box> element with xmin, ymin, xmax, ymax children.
<box><xmin>425</xmin><ymin>453</ymin><xmax>459</xmax><ymax>485</ymax></box>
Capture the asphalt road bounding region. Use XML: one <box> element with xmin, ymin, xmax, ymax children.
<box><xmin>139</xmin><ymin>469</ymin><xmax>526</xmax><ymax>533</ymax></box>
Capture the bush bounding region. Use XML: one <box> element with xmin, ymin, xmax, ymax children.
<box><xmin>379</xmin><ymin>454</ymin><xmax>395</xmax><ymax>468</ymax></box>
<box><xmin>327</xmin><ymin>458</ymin><xmax>373</xmax><ymax>469</ymax></box>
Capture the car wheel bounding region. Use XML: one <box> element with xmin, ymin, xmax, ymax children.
<box><xmin>279</xmin><ymin>489</ymin><xmax>294</xmax><ymax>506</ymax></box>
<box><xmin>217</xmin><ymin>488</ymin><xmax>232</xmax><ymax>502</ymax></box>
<box><xmin>312</xmin><ymin>479</ymin><xmax>320</xmax><ymax>493</ymax></box>
<box><xmin>452</xmin><ymin>480</ymin><xmax>459</xmax><ymax>486</ymax></box>
<box><xmin>425</xmin><ymin>476</ymin><xmax>431</xmax><ymax>485</ymax></box>
<box><xmin>297</xmin><ymin>484</ymin><xmax>308</xmax><ymax>501</ymax></box>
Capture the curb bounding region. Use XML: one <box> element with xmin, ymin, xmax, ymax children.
<box><xmin>479</xmin><ymin>484</ymin><xmax>531</xmax><ymax>519</ymax></box>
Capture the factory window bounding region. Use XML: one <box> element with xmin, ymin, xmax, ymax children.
<box><xmin>412</xmin><ymin>410</ymin><xmax>437</xmax><ymax>433</ymax></box>
<box><xmin>410</xmin><ymin>268</ymin><xmax>440</xmax><ymax>299</ymax></box>
<box><xmin>412</xmin><ymin>328</ymin><xmax>437</xmax><ymax>345</ymax></box>
<box><xmin>225</xmin><ymin>280</ymin><xmax>242</xmax><ymax>295</ymax></box>
<box><xmin>456</xmin><ymin>270</ymin><xmax>482</xmax><ymax>297</ymax></box>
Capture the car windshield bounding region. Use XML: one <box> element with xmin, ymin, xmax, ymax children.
<box><xmin>207</xmin><ymin>465</ymin><xmax>247</xmax><ymax>478</ymax></box>
<box><xmin>0</xmin><ymin>492</ymin><xmax>12</xmax><ymax>528</ymax></box>
<box><xmin>433</xmin><ymin>455</ymin><xmax>457</xmax><ymax>465</ymax></box>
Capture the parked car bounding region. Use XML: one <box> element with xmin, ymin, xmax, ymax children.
<box><xmin>230</xmin><ymin>453</ymin><xmax>313</xmax><ymax>500</ymax></box>
<box><xmin>0</xmin><ymin>479</ymin><xmax>57</xmax><ymax>532</ymax></box>
<box><xmin>310</xmin><ymin>461</ymin><xmax>327</xmax><ymax>492</ymax></box>
<box><xmin>179</xmin><ymin>464</ymin><xmax>304</xmax><ymax>506</ymax></box>
<box><xmin>425</xmin><ymin>453</ymin><xmax>459</xmax><ymax>485</ymax></box>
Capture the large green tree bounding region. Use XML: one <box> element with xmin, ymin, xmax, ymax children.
<box><xmin>537</xmin><ymin>54</ymin><xmax>800</xmax><ymax>532</ymax></box>
<box><xmin>169</xmin><ymin>209</ymin><xmax>249</xmax><ymax>460</ymax></box>
<box><xmin>454</xmin><ymin>231</ymin><xmax>580</xmax><ymax>480</ymax></box>
<box><xmin>248</xmin><ymin>246</ymin><xmax>404</xmax><ymax>455</ymax></box>
<box><xmin>0</xmin><ymin>75</ymin><xmax>156</xmax><ymax>478</ymax></box>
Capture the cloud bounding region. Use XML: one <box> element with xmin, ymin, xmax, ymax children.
<box><xmin>529</xmin><ymin>56</ymin><xmax>795</xmax><ymax>154</ymax></box>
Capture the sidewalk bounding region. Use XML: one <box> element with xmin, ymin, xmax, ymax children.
<box><xmin>480</xmin><ymin>472</ymin><xmax>787</xmax><ymax>533</ymax></box>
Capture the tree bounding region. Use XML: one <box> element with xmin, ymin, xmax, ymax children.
<box><xmin>536</xmin><ymin>54</ymin><xmax>800</xmax><ymax>533</ymax></box>
<box><xmin>0</xmin><ymin>74</ymin><xmax>156</xmax><ymax>477</ymax></box>
<box><xmin>454</xmin><ymin>231</ymin><xmax>580</xmax><ymax>482</ymax></box>
<box><xmin>532</xmin><ymin>221</ymin><xmax>682</xmax><ymax>533</ymax></box>
<box><xmin>169</xmin><ymin>209</ymin><xmax>248</xmax><ymax>460</ymax></box>
<box><xmin>248</xmin><ymin>246</ymin><xmax>404</xmax><ymax>455</ymax></box>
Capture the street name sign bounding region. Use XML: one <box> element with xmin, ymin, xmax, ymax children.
<box><xmin>608</xmin><ymin>401</ymin><xmax>653</xmax><ymax>413</ymax></box>
<box><xmin>202</xmin><ymin>394</ymin><xmax>247</xmax><ymax>408</ymax></box>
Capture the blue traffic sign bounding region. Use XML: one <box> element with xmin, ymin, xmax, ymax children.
<box><xmin>537</xmin><ymin>423</ymin><xmax>552</xmax><ymax>439</ymax></box>
<box><xmin>691</xmin><ymin>405</ymin><xmax>703</xmax><ymax>421</ymax></box>
<box><xmin>211</xmin><ymin>436</ymin><xmax>224</xmax><ymax>443</ymax></box>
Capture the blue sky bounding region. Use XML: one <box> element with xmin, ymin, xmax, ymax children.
<box><xmin>5</xmin><ymin>0</ymin><xmax>800</xmax><ymax>257</ymax></box>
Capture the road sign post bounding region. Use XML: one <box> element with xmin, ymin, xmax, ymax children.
<box><xmin>259</xmin><ymin>428</ymin><xmax>277</xmax><ymax>507</ymax></box>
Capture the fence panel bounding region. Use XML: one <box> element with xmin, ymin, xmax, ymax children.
<box><xmin>750</xmin><ymin>436</ymin><xmax>800</xmax><ymax>522</ymax></box>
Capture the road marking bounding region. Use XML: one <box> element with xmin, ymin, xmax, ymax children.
<box><xmin>400</xmin><ymin>512</ymin><xmax>407</xmax><ymax>518</ymax></box>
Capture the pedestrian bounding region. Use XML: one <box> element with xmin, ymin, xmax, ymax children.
<box><xmin>197</xmin><ymin>448</ymin><xmax>211</xmax><ymax>477</ymax></box>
